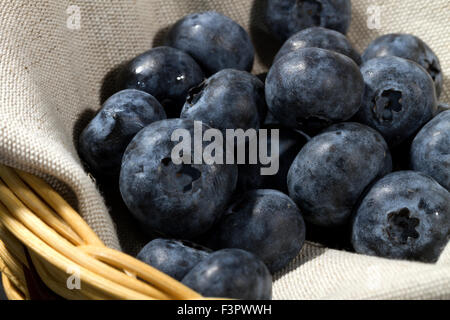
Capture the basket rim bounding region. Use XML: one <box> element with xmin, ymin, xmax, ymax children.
<box><xmin>0</xmin><ymin>164</ymin><xmax>205</xmax><ymax>300</ymax></box>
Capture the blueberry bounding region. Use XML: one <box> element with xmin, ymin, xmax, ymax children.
<box><xmin>78</xmin><ymin>89</ymin><xmax>166</xmax><ymax>177</ymax></box>
<box><xmin>137</xmin><ymin>238</ymin><xmax>211</xmax><ymax>281</ymax></box>
<box><xmin>180</xmin><ymin>69</ymin><xmax>265</xmax><ymax>132</ymax></box>
<box><xmin>182</xmin><ymin>249</ymin><xmax>272</xmax><ymax>300</ymax></box>
<box><xmin>355</xmin><ymin>56</ymin><xmax>438</xmax><ymax>147</ymax></box>
<box><xmin>265</xmin><ymin>0</ymin><xmax>352</xmax><ymax>42</ymax></box>
<box><xmin>274</xmin><ymin>27</ymin><xmax>361</xmax><ymax>64</ymax></box>
<box><xmin>119</xmin><ymin>119</ymin><xmax>238</xmax><ymax>239</ymax></box>
<box><xmin>237</xmin><ymin>127</ymin><xmax>309</xmax><ymax>193</ymax></box>
<box><xmin>265</xmin><ymin>48</ymin><xmax>364</xmax><ymax>134</ymax></box>
<box><xmin>165</xmin><ymin>11</ymin><xmax>254</xmax><ymax>75</ymax></box>
<box><xmin>411</xmin><ymin>110</ymin><xmax>450</xmax><ymax>191</ymax></box>
<box><xmin>214</xmin><ymin>189</ymin><xmax>306</xmax><ymax>273</ymax></box>
<box><xmin>352</xmin><ymin>171</ymin><xmax>450</xmax><ymax>262</ymax></box>
<box><xmin>117</xmin><ymin>46</ymin><xmax>204</xmax><ymax>117</ymax></box>
<box><xmin>288</xmin><ymin>122</ymin><xmax>392</xmax><ymax>227</ymax></box>
<box><xmin>362</xmin><ymin>34</ymin><xmax>443</xmax><ymax>98</ymax></box>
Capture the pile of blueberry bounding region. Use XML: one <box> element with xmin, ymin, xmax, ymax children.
<box><xmin>79</xmin><ymin>0</ymin><xmax>449</xmax><ymax>300</ymax></box>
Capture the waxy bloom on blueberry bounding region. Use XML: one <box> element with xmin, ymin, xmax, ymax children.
<box><xmin>166</xmin><ymin>11</ymin><xmax>254</xmax><ymax>75</ymax></box>
<box><xmin>182</xmin><ymin>249</ymin><xmax>272</xmax><ymax>300</ymax></box>
<box><xmin>265</xmin><ymin>0</ymin><xmax>352</xmax><ymax>41</ymax></box>
<box><xmin>78</xmin><ymin>89</ymin><xmax>166</xmax><ymax>177</ymax></box>
<box><xmin>352</xmin><ymin>171</ymin><xmax>450</xmax><ymax>262</ymax></box>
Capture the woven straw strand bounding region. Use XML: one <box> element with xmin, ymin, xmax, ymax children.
<box><xmin>0</xmin><ymin>165</ymin><xmax>205</xmax><ymax>300</ymax></box>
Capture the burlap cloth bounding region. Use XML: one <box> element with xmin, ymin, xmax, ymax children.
<box><xmin>0</xmin><ymin>0</ymin><xmax>449</xmax><ymax>299</ymax></box>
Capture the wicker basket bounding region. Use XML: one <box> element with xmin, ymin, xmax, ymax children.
<box><xmin>0</xmin><ymin>164</ymin><xmax>206</xmax><ymax>300</ymax></box>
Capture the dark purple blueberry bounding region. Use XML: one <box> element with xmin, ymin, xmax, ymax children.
<box><xmin>288</xmin><ymin>122</ymin><xmax>392</xmax><ymax>227</ymax></box>
<box><xmin>214</xmin><ymin>189</ymin><xmax>306</xmax><ymax>273</ymax></box>
<box><xmin>165</xmin><ymin>11</ymin><xmax>254</xmax><ymax>75</ymax></box>
<box><xmin>274</xmin><ymin>27</ymin><xmax>361</xmax><ymax>64</ymax></box>
<box><xmin>352</xmin><ymin>171</ymin><xmax>450</xmax><ymax>262</ymax></box>
<box><xmin>119</xmin><ymin>119</ymin><xmax>238</xmax><ymax>239</ymax></box>
<box><xmin>411</xmin><ymin>110</ymin><xmax>450</xmax><ymax>191</ymax></box>
<box><xmin>354</xmin><ymin>56</ymin><xmax>438</xmax><ymax>147</ymax></box>
<box><xmin>265</xmin><ymin>48</ymin><xmax>364</xmax><ymax>134</ymax></box>
<box><xmin>362</xmin><ymin>34</ymin><xmax>443</xmax><ymax>97</ymax></box>
<box><xmin>78</xmin><ymin>89</ymin><xmax>166</xmax><ymax>177</ymax></box>
<box><xmin>137</xmin><ymin>238</ymin><xmax>211</xmax><ymax>281</ymax></box>
<box><xmin>117</xmin><ymin>46</ymin><xmax>204</xmax><ymax>117</ymax></box>
<box><xmin>265</xmin><ymin>0</ymin><xmax>352</xmax><ymax>42</ymax></box>
<box><xmin>180</xmin><ymin>69</ymin><xmax>265</xmax><ymax>132</ymax></box>
<box><xmin>182</xmin><ymin>249</ymin><xmax>272</xmax><ymax>300</ymax></box>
